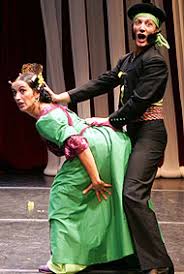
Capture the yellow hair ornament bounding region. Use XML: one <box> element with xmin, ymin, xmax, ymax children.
<box><xmin>37</xmin><ymin>72</ymin><xmax>45</xmax><ymax>87</ymax></box>
<box><xmin>21</xmin><ymin>63</ymin><xmax>45</xmax><ymax>88</ymax></box>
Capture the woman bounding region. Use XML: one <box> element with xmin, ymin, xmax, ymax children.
<box><xmin>10</xmin><ymin>63</ymin><xmax>134</xmax><ymax>274</ymax></box>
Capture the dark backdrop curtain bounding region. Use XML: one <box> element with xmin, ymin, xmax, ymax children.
<box><xmin>0</xmin><ymin>0</ymin><xmax>47</xmax><ymax>171</ymax></box>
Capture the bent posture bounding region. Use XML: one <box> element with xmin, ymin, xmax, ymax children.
<box><xmin>11</xmin><ymin>63</ymin><xmax>134</xmax><ymax>274</ymax></box>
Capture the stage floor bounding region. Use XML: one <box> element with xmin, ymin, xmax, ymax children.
<box><xmin>0</xmin><ymin>172</ymin><xmax>183</xmax><ymax>274</ymax></box>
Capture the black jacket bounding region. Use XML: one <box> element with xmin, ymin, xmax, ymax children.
<box><xmin>68</xmin><ymin>45</ymin><xmax>168</xmax><ymax>128</ymax></box>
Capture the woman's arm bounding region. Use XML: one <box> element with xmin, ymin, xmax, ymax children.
<box><xmin>78</xmin><ymin>147</ymin><xmax>112</xmax><ymax>202</ymax></box>
<box><xmin>65</xmin><ymin>136</ymin><xmax>112</xmax><ymax>202</ymax></box>
<box><xmin>36</xmin><ymin>109</ymin><xmax>111</xmax><ymax>202</ymax></box>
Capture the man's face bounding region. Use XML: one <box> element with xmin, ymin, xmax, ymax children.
<box><xmin>133</xmin><ymin>16</ymin><xmax>157</xmax><ymax>48</ymax></box>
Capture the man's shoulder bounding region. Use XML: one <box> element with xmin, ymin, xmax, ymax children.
<box><xmin>116</xmin><ymin>53</ymin><xmax>132</xmax><ymax>68</ymax></box>
<box><xmin>142</xmin><ymin>45</ymin><xmax>165</xmax><ymax>62</ymax></box>
<box><xmin>118</xmin><ymin>52</ymin><xmax>132</xmax><ymax>63</ymax></box>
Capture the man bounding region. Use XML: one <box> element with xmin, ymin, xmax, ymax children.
<box><xmin>46</xmin><ymin>1</ymin><xmax>174</xmax><ymax>273</ymax></box>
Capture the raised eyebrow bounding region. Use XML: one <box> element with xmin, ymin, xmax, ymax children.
<box><xmin>134</xmin><ymin>19</ymin><xmax>143</xmax><ymax>24</ymax></box>
<box><xmin>15</xmin><ymin>85</ymin><xmax>27</xmax><ymax>91</ymax></box>
<box><xmin>145</xmin><ymin>19</ymin><xmax>154</xmax><ymax>24</ymax></box>
<box><xmin>135</xmin><ymin>18</ymin><xmax>141</xmax><ymax>22</ymax></box>
<box><xmin>18</xmin><ymin>85</ymin><xmax>26</xmax><ymax>89</ymax></box>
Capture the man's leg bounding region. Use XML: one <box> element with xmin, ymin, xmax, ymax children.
<box><xmin>123</xmin><ymin>121</ymin><xmax>173</xmax><ymax>272</ymax></box>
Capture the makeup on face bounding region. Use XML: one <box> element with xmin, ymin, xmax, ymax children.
<box><xmin>133</xmin><ymin>16</ymin><xmax>157</xmax><ymax>48</ymax></box>
<box><xmin>12</xmin><ymin>80</ymin><xmax>37</xmax><ymax>112</ymax></box>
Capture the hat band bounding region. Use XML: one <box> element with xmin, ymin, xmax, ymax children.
<box><xmin>134</xmin><ymin>13</ymin><xmax>160</xmax><ymax>28</ymax></box>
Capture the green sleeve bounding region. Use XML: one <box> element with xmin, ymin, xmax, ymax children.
<box><xmin>36</xmin><ymin>108</ymin><xmax>78</xmax><ymax>147</ymax></box>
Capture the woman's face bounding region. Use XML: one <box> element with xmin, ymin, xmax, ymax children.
<box><xmin>12</xmin><ymin>80</ymin><xmax>39</xmax><ymax>112</ymax></box>
<box><xmin>133</xmin><ymin>16</ymin><xmax>157</xmax><ymax>48</ymax></box>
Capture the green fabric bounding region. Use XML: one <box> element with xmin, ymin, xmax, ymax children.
<box><xmin>134</xmin><ymin>13</ymin><xmax>160</xmax><ymax>28</ymax></box>
<box><xmin>155</xmin><ymin>33</ymin><xmax>170</xmax><ymax>49</ymax></box>
<box><xmin>133</xmin><ymin>13</ymin><xmax>170</xmax><ymax>49</ymax></box>
<box><xmin>36</xmin><ymin>108</ymin><xmax>78</xmax><ymax>147</ymax></box>
<box><xmin>36</xmin><ymin>108</ymin><xmax>134</xmax><ymax>266</ymax></box>
<box><xmin>148</xmin><ymin>199</ymin><xmax>154</xmax><ymax>211</ymax></box>
<box><xmin>48</xmin><ymin>258</ymin><xmax>86</xmax><ymax>274</ymax></box>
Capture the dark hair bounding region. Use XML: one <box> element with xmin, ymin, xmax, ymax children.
<box><xmin>17</xmin><ymin>72</ymin><xmax>52</xmax><ymax>103</ymax></box>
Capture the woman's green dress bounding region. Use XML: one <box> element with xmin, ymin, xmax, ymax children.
<box><xmin>36</xmin><ymin>105</ymin><xmax>134</xmax><ymax>267</ymax></box>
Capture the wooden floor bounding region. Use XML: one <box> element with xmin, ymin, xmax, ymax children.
<box><xmin>0</xmin><ymin>172</ymin><xmax>183</xmax><ymax>274</ymax></box>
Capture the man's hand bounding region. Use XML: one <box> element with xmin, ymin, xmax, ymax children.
<box><xmin>85</xmin><ymin>117</ymin><xmax>109</xmax><ymax>124</ymax></box>
<box><xmin>83</xmin><ymin>180</ymin><xmax>112</xmax><ymax>202</ymax></box>
<box><xmin>44</xmin><ymin>82</ymin><xmax>71</xmax><ymax>104</ymax></box>
<box><xmin>85</xmin><ymin>117</ymin><xmax>109</xmax><ymax>126</ymax></box>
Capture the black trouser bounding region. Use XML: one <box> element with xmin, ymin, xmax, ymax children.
<box><xmin>123</xmin><ymin>120</ymin><xmax>173</xmax><ymax>271</ymax></box>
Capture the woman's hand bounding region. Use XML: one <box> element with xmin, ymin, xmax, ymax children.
<box><xmin>78</xmin><ymin>147</ymin><xmax>111</xmax><ymax>202</ymax></box>
<box><xmin>83</xmin><ymin>179</ymin><xmax>112</xmax><ymax>202</ymax></box>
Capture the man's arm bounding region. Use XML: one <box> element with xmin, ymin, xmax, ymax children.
<box><xmin>68</xmin><ymin>63</ymin><xmax>122</xmax><ymax>103</ymax></box>
<box><xmin>44</xmin><ymin>58</ymin><xmax>123</xmax><ymax>104</ymax></box>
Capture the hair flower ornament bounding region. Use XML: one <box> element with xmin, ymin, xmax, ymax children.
<box><xmin>37</xmin><ymin>72</ymin><xmax>45</xmax><ymax>87</ymax></box>
<box><xmin>21</xmin><ymin>63</ymin><xmax>45</xmax><ymax>89</ymax></box>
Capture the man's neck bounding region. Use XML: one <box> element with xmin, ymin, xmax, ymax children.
<box><xmin>134</xmin><ymin>44</ymin><xmax>153</xmax><ymax>56</ymax></box>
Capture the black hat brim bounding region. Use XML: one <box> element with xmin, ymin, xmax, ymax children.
<box><xmin>128</xmin><ymin>3</ymin><xmax>166</xmax><ymax>25</ymax></box>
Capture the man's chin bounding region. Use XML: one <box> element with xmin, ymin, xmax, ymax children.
<box><xmin>136</xmin><ymin>40</ymin><xmax>148</xmax><ymax>47</ymax></box>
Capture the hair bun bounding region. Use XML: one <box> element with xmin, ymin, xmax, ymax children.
<box><xmin>21</xmin><ymin>63</ymin><xmax>43</xmax><ymax>75</ymax></box>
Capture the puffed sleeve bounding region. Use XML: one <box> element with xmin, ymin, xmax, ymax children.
<box><xmin>64</xmin><ymin>135</ymin><xmax>89</xmax><ymax>160</ymax></box>
<box><xmin>36</xmin><ymin>108</ymin><xmax>78</xmax><ymax>148</ymax></box>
